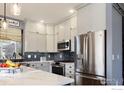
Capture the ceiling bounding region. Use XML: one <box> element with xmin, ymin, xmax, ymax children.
<box><xmin>0</xmin><ymin>3</ymin><xmax>81</xmax><ymax>24</ymax></box>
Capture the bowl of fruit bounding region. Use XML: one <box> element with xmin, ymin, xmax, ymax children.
<box><xmin>0</xmin><ymin>60</ymin><xmax>22</xmax><ymax>74</ymax></box>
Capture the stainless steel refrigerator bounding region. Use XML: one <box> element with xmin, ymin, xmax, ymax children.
<box><xmin>74</xmin><ymin>30</ymin><xmax>106</xmax><ymax>85</ymax></box>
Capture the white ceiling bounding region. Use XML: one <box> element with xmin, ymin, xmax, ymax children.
<box><xmin>0</xmin><ymin>3</ymin><xmax>80</xmax><ymax>23</ymax></box>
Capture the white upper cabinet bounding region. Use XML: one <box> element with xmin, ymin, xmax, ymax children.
<box><xmin>25</xmin><ymin>32</ymin><xmax>46</xmax><ymax>52</ymax></box>
<box><xmin>46</xmin><ymin>35</ymin><xmax>55</xmax><ymax>52</ymax></box>
<box><xmin>64</xmin><ymin>20</ymin><xmax>71</xmax><ymax>40</ymax></box>
<box><xmin>57</xmin><ymin>23</ymin><xmax>65</xmax><ymax>42</ymax></box>
<box><xmin>56</xmin><ymin>20</ymin><xmax>71</xmax><ymax>42</ymax></box>
<box><xmin>55</xmin><ymin>15</ymin><xmax>77</xmax><ymax>52</ymax></box>
<box><xmin>36</xmin><ymin>23</ymin><xmax>46</xmax><ymax>34</ymax></box>
<box><xmin>25</xmin><ymin>15</ymin><xmax>77</xmax><ymax>52</ymax></box>
<box><xmin>46</xmin><ymin>24</ymin><xmax>54</xmax><ymax>35</ymax></box>
<box><xmin>24</xmin><ymin>20</ymin><xmax>47</xmax><ymax>52</ymax></box>
<box><xmin>70</xmin><ymin>15</ymin><xmax>77</xmax><ymax>51</ymax></box>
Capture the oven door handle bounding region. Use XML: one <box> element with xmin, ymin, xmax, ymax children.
<box><xmin>52</xmin><ymin>65</ymin><xmax>63</xmax><ymax>68</ymax></box>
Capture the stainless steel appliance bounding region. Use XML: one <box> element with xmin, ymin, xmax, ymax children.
<box><xmin>57</xmin><ymin>40</ymin><xmax>71</xmax><ymax>51</ymax></box>
<box><xmin>52</xmin><ymin>63</ymin><xmax>65</xmax><ymax>76</ymax></box>
<box><xmin>75</xmin><ymin>30</ymin><xmax>106</xmax><ymax>85</ymax></box>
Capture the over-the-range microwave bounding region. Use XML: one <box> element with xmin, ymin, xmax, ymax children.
<box><xmin>57</xmin><ymin>40</ymin><xmax>71</xmax><ymax>51</ymax></box>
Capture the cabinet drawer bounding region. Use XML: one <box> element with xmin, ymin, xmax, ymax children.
<box><xmin>30</xmin><ymin>63</ymin><xmax>37</xmax><ymax>68</ymax></box>
<box><xmin>65</xmin><ymin>74</ymin><xmax>74</xmax><ymax>79</ymax></box>
<box><xmin>65</xmin><ymin>69</ymin><xmax>74</xmax><ymax>74</ymax></box>
<box><xmin>65</xmin><ymin>63</ymin><xmax>74</xmax><ymax>69</ymax></box>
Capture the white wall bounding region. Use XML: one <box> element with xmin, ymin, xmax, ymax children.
<box><xmin>77</xmin><ymin>3</ymin><xmax>106</xmax><ymax>34</ymax></box>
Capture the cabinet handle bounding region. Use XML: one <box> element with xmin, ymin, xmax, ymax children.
<box><xmin>69</xmin><ymin>71</ymin><xmax>72</xmax><ymax>73</ymax></box>
<box><xmin>69</xmin><ymin>66</ymin><xmax>72</xmax><ymax>68</ymax></box>
<box><xmin>41</xmin><ymin>64</ymin><xmax>43</xmax><ymax>66</ymax></box>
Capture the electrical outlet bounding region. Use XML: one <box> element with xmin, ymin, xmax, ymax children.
<box><xmin>34</xmin><ymin>55</ymin><xmax>37</xmax><ymax>58</ymax></box>
<box><xmin>60</xmin><ymin>54</ymin><xmax>62</xmax><ymax>59</ymax></box>
<box><xmin>117</xmin><ymin>54</ymin><xmax>120</xmax><ymax>60</ymax></box>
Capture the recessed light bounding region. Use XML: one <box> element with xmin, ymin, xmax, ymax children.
<box><xmin>40</xmin><ymin>20</ymin><xmax>44</xmax><ymax>23</ymax></box>
<box><xmin>69</xmin><ymin>9</ymin><xmax>75</xmax><ymax>13</ymax></box>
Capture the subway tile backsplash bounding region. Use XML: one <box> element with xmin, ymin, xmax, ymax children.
<box><xmin>24</xmin><ymin>51</ymin><xmax>75</xmax><ymax>62</ymax></box>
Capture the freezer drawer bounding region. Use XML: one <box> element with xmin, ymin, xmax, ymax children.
<box><xmin>75</xmin><ymin>73</ymin><xmax>105</xmax><ymax>85</ymax></box>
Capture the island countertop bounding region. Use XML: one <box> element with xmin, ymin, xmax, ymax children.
<box><xmin>0</xmin><ymin>66</ymin><xmax>74</xmax><ymax>85</ymax></box>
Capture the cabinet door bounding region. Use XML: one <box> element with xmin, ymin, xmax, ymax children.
<box><xmin>30</xmin><ymin>63</ymin><xmax>37</xmax><ymax>69</ymax></box>
<box><xmin>57</xmin><ymin>24</ymin><xmax>65</xmax><ymax>42</ymax></box>
<box><xmin>25</xmin><ymin>32</ymin><xmax>46</xmax><ymax>52</ymax></box>
<box><xmin>46</xmin><ymin>35</ymin><xmax>55</xmax><ymax>52</ymax></box>
<box><xmin>46</xmin><ymin>24</ymin><xmax>54</xmax><ymax>35</ymax></box>
<box><xmin>39</xmin><ymin>62</ymin><xmax>51</xmax><ymax>72</ymax></box>
<box><xmin>70</xmin><ymin>16</ymin><xmax>77</xmax><ymax>51</ymax></box>
<box><xmin>64</xmin><ymin>20</ymin><xmax>71</xmax><ymax>40</ymax></box>
<box><xmin>54</xmin><ymin>25</ymin><xmax>59</xmax><ymax>52</ymax></box>
<box><xmin>54</xmin><ymin>34</ymin><xmax>58</xmax><ymax>52</ymax></box>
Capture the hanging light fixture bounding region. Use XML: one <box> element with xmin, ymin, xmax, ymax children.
<box><xmin>1</xmin><ymin>3</ymin><xmax>8</xmax><ymax>30</ymax></box>
<box><xmin>12</xmin><ymin>3</ymin><xmax>21</xmax><ymax>16</ymax></box>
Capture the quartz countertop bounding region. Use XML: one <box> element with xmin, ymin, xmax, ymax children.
<box><xmin>0</xmin><ymin>66</ymin><xmax>74</xmax><ymax>85</ymax></box>
<box><xmin>19</xmin><ymin>61</ymin><xmax>54</xmax><ymax>63</ymax></box>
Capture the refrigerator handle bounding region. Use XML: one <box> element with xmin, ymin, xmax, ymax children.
<box><xmin>83</xmin><ymin>36</ymin><xmax>86</xmax><ymax>70</ymax></box>
<box><xmin>85</xmin><ymin>35</ymin><xmax>89</xmax><ymax>70</ymax></box>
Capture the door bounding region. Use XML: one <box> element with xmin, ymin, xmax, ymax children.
<box><xmin>93</xmin><ymin>31</ymin><xmax>105</xmax><ymax>76</ymax></box>
<box><xmin>75</xmin><ymin>34</ymin><xmax>89</xmax><ymax>73</ymax></box>
<box><xmin>86</xmin><ymin>31</ymin><xmax>105</xmax><ymax>76</ymax></box>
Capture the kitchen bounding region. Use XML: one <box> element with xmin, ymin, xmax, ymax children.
<box><xmin>0</xmin><ymin>3</ymin><xmax>123</xmax><ymax>85</ymax></box>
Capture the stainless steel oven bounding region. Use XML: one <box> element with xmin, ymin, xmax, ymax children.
<box><xmin>52</xmin><ymin>63</ymin><xmax>65</xmax><ymax>76</ymax></box>
<box><xmin>57</xmin><ymin>40</ymin><xmax>71</xmax><ymax>51</ymax></box>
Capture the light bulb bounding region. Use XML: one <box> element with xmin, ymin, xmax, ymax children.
<box><xmin>12</xmin><ymin>3</ymin><xmax>21</xmax><ymax>16</ymax></box>
<box><xmin>2</xmin><ymin>20</ymin><xmax>8</xmax><ymax>30</ymax></box>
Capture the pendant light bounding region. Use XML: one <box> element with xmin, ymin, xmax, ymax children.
<box><xmin>12</xmin><ymin>3</ymin><xmax>21</xmax><ymax>16</ymax></box>
<box><xmin>1</xmin><ymin>3</ymin><xmax>8</xmax><ymax>30</ymax></box>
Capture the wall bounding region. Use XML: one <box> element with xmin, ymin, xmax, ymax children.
<box><xmin>112</xmin><ymin>6</ymin><xmax>122</xmax><ymax>85</ymax></box>
<box><xmin>106</xmin><ymin>4</ymin><xmax>123</xmax><ymax>85</ymax></box>
<box><xmin>77</xmin><ymin>3</ymin><xmax>106</xmax><ymax>34</ymax></box>
<box><xmin>106</xmin><ymin>4</ymin><xmax>113</xmax><ymax>85</ymax></box>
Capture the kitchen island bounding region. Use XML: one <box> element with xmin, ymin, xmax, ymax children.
<box><xmin>0</xmin><ymin>66</ymin><xmax>74</xmax><ymax>85</ymax></box>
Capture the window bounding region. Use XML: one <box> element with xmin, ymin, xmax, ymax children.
<box><xmin>0</xmin><ymin>27</ymin><xmax>23</xmax><ymax>59</ymax></box>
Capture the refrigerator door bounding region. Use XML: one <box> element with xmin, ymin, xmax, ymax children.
<box><xmin>93</xmin><ymin>31</ymin><xmax>105</xmax><ymax>76</ymax></box>
<box><xmin>75</xmin><ymin>73</ymin><xmax>105</xmax><ymax>85</ymax></box>
<box><xmin>75</xmin><ymin>34</ymin><xmax>88</xmax><ymax>73</ymax></box>
<box><xmin>87</xmin><ymin>31</ymin><xmax>105</xmax><ymax>76</ymax></box>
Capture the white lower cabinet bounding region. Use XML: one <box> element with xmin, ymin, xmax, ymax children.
<box><xmin>29</xmin><ymin>62</ymin><xmax>52</xmax><ymax>72</ymax></box>
<box><xmin>64</xmin><ymin>63</ymin><xmax>74</xmax><ymax>79</ymax></box>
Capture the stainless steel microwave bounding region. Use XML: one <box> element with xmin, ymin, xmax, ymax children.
<box><xmin>57</xmin><ymin>40</ymin><xmax>71</xmax><ymax>51</ymax></box>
